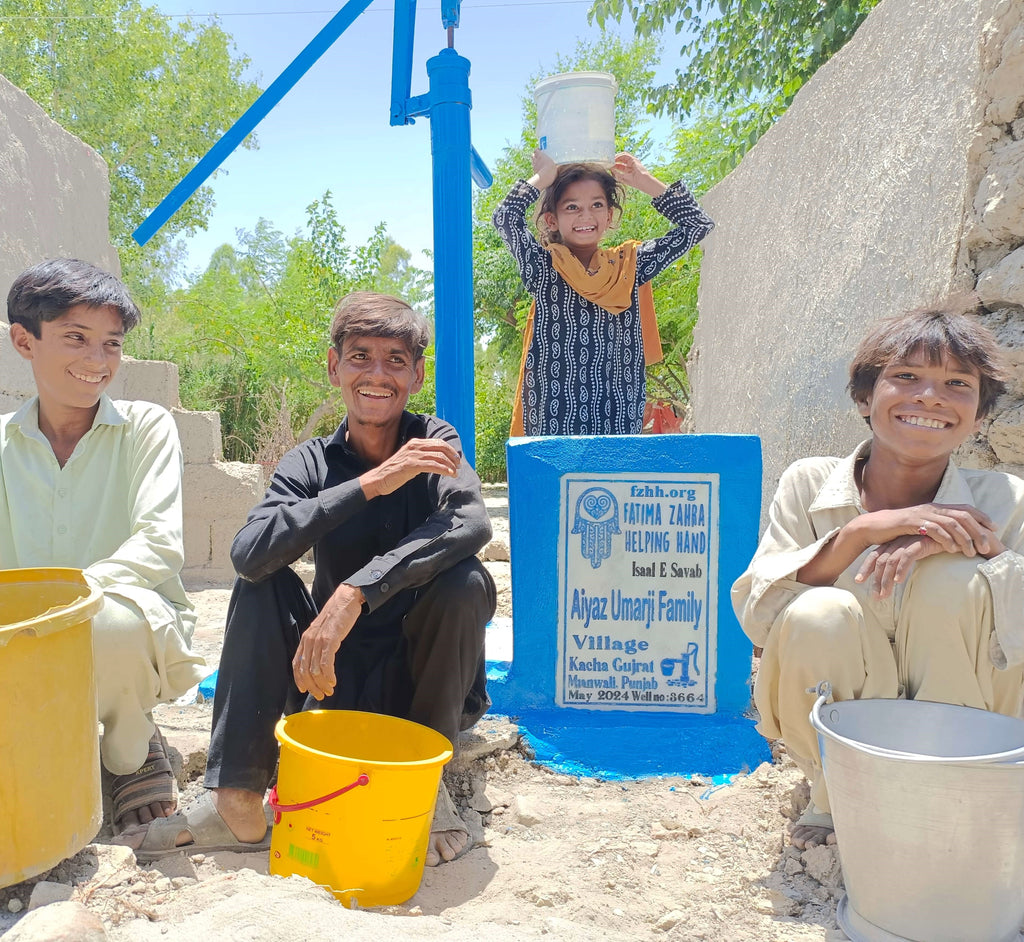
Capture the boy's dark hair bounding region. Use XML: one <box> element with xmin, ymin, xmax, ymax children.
<box><xmin>535</xmin><ymin>162</ymin><xmax>624</xmax><ymax>246</ymax></box>
<box><xmin>848</xmin><ymin>296</ymin><xmax>1008</xmax><ymax>421</ymax></box>
<box><xmin>330</xmin><ymin>291</ymin><xmax>430</xmax><ymax>360</ymax></box>
<box><xmin>7</xmin><ymin>258</ymin><xmax>141</xmax><ymax>337</ymax></box>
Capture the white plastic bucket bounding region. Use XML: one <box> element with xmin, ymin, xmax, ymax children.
<box><xmin>811</xmin><ymin>688</ymin><xmax>1024</xmax><ymax>942</ymax></box>
<box><xmin>534</xmin><ymin>71</ymin><xmax>617</xmax><ymax>165</ymax></box>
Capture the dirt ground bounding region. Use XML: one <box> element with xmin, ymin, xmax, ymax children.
<box><xmin>0</xmin><ymin>486</ymin><xmax>850</xmax><ymax>942</ymax></box>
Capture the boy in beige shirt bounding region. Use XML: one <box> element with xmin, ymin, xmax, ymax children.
<box><xmin>732</xmin><ymin>298</ymin><xmax>1024</xmax><ymax>848</ymax></box>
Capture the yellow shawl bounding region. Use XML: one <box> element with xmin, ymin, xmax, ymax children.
<box><xmin>510</xmin><ymin>241</ymin><xmax>662</xmax><ymax>436</ymax></box>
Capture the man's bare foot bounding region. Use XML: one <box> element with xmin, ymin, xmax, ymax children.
<box><xmin>790</xmin><ymin>823</ymin><xmax>837</xmax><ymax>849</ymax></box>
<box><xmin>424</xmin><ymin>780</ymin><xmax>470</xmax><ymax>867</ymax></box>
<box><xmin>426</xmin><ymin>827</ymin><xmax>469</xmax><ymax>866</ymax></box>
<box><xmin>790</xmin><ymin>808</ymin><xmax>836</xmax><ymax>850</ymax></box>
<box><xmin>116</xmin><ymin>787</ymin><xmax>267</xmax><ymax>851</ymax></box>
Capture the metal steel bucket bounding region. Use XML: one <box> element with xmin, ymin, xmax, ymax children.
<box><xmin>810</xmin><ymin>684</ymin><xmax>1024</xmax><ymax>942</ymax></box>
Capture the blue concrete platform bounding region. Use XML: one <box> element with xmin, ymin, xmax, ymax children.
<box><xmin>493</xmin><ymin>433</ymin><xmax>770</xmax><ymax>778</ymax></box>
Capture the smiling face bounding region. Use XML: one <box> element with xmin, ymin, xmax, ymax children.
<box><xmin>543</xmin><ymin>179</ymin><xmax>615</xmax><ymax>262</ymax></box>
<box><xmin>858</xmin><ymin>350</ymin><xmax>982</xmax><ymax>463</ymax></box>
<box><xmin>328</xmin><ymin>334</ymin><xmax>424</xmax><ymax>432</ymax></box>
<box><xmin>10</xmin><ymin>303</ymin><xmax>124</xmax><ymax>420</ymax></box>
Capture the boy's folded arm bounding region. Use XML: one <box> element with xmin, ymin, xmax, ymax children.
<box><xmin>795</xmin><ymin>517</ymin><xmax>874</xmax><ymax>586</ymax></box>
<box><xmin>732</xmin><ymin>530</ymin><xmax>842</xmax><ymax>648</ymax></box>
<box><xmin>732</xmin><ymin>458</ymin><xmax>842</xmax><ymax>646</ymax></box>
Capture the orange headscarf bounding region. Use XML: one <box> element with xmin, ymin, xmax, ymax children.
<box><xmin>510</xmin><ymin>241</ymin><xmax>662</xmax><ymax>436</ymax></box>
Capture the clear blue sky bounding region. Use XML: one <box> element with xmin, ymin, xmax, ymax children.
<box><xmin>151</xmin><ymin>0</ymin><xmax>672</xmax><ymax>275</ymax></box>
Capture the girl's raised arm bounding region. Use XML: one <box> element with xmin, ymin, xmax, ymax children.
<box><xmin>633</xmin><ymin>161</ymin><xmax>714</xmax><ymax>284</ymax></box>
<box><xmin>492</xmin><ymin>154</ymin><xmax>549</xmax><ymax>292</ymax></box>
<box><xmin>528</xmin><ymin>149</ymin><xmax>558</xmax><ymax>190</ymax></box>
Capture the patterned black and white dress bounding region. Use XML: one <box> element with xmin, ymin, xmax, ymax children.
<box><xmin>493</xmin><ymin>180</ymin><xmax>714</xmax><ymax>436</ymax></box>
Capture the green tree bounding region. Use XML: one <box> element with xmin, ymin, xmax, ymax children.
<box><xmin>0</xmin><ymin>0</ymin><xmax>261</xmax><ymax>281</ymax></box>
<box><xmin>589</xmin><ymin>0</ymin><xmax>880</xmax><ymax>158</ymax></box>
<box><xmin>126</xmin><ymin>194</ymin><xmax>433</xmax><ymax>463</ymax></box>
<box><xmin>615</xmin><ymin>110</ymin><xmax>744</xmax><ymax>380</ymax></box>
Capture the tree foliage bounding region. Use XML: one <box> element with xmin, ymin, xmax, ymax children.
<box><xmin>127</xmin><ymin>194</ymin><xmax>434</xmax><ymax>462</ymax></box>
<box><xmin>0</xmin><ymin>0</ymin><xmax>261</xmax><ymax>277</ymax></box>
<box><xmin>589</xmin><ymin>0</ymin><xmax>880</xmax><ymax>158</ymax></box>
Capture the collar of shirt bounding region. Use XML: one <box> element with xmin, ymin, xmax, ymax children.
<box><xmin>324</xmin><ymin>411</ymin><xmax>426</xmax><ymax>464</ymax></box>
<box><xmin>5</xmin><ymin>394</ymin><xmax>127</xmax><ymax>447</ymax></box>
<box><xmin>809</xmin><ymin>438</ymin><xmax>975</xmax><ymax>516</ymax></box>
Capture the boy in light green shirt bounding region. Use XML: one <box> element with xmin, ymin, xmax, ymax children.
<box><xmin>1</xmin><ymin>258</ymin><xmax>204</xmax><ymax>832</ymax></box>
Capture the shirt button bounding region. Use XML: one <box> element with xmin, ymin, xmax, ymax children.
<box><xmin>380</xmin><ymin>582</ymin><xmax>390</xmax><ymax>593</ymax></box>
<box><xmin>385</xmin><ymin>522</ymin><xmax>392</xmax><ymax>530</ymax></box>
<box><xmin>57</xmin><ymin>525</ymin><xmax>67</xmax><ymax>535</ymax></box>
<box><xmin>57</xmin><ymin>489</ymin><xmax>67</xmax><ymax>498</ymax></box>
<box><xmin>370</xmin><ymin>569</ymin><xmax>382</xmax><ymax>580</ymax></box>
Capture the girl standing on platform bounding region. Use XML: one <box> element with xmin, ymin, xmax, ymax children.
<box><xmin>493</xmin><ymin>150</ymin><xmax>714</xmax><ymax>436</ymax></box>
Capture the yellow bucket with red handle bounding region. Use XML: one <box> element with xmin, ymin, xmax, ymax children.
<box><xmin>269</xmin><ymin>709</ymin><xmax>452</xmax><ymax>908</ymax></box>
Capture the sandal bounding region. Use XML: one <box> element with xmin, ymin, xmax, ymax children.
<box><xmin>130</xmin><ymin>790</ymin><xmax>271</xmax><ymax>862</ymax></box>
<box><xmin>110</xmin><ymin>728</ymin><xmax>177</xmax><ymax>834</ymax></box>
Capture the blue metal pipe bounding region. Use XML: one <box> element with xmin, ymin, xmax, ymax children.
<box><xmin>389</xmin><ymin>0</ymin><xmax>417</xmax><ymax>126</ymax></box>
<box><xmin>133</xmin><ymin>0</ymin><xmax>375</xmax><ymax>246</ymax></box>
<box><xmin>426</xmin><ymin>49</ymin><xmax>475</xmax><ymax>465</ymax></box>
<box><xmin>470</xmin><ymin>146</ymin><xmax>493</xmax><ymax>188</ymax></box>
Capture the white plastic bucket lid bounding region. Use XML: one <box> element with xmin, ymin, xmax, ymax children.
<box><xmin>534</xmin><ymin>70</ymin><xmax>619</xmax><ymax>96</ymax></box>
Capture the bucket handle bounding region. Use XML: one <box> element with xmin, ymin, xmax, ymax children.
<box><xmin>268</xmin><ymin>773</ymin><xmax>370</xmax><ymax>825</ymax></box>
<box><xmin>809</xmin><ymin>681</ymin><xmax>834</xmax><ymax>741</ymax></box>
<box><xmin>808</xmin><ymin>681</ymin><xmax>1024</xmax><ymax>765</ymax></box>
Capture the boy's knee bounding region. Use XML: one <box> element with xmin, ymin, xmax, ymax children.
<box><xmin>91</xmin><ymin>594</ymin><xmax>149</xmax><ymax>653</ymax></box>
<box><xmin>775</xmin><ymin>587</ymin><xmax>863</xmax><ymax>654</ymax></box>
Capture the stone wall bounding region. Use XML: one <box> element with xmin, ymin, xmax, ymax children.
<box><xmin>0</xmin><ymin>74</ymin><xmax>263</xmax><ymax>583</ymax></box>
<box><xmin>966</xmin><ymin>2</ymin><xmax>1024</xmax><ymax>476</ymax></box>
<box><xmin>691</xmin><ymin>0</ymin><xmax>1024</xmax><ymax>516</ymax></box>
<box><xmin>0</xmin><ymin>75</ymin><xmax>120</xmax><ymax>303</ymax></box>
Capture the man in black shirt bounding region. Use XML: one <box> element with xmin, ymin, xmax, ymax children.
<box><xmin>124</xmin><ymin>292</ymin><xmax>495</xmax><ymax>865</ymax></box>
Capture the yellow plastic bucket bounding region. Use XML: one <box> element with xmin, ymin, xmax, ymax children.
<box><xmin>0</xmin><ymin>568</ymin><xmax>104</xmax><ymax>888</ymax></box>
<box><xmin>269</xmin><ymin>710</ymin><xmax>453</xmax><ymax>908</ymax></box>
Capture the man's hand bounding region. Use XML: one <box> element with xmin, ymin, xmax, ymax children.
<box><xmin>292</xmin><ymin>583</ymin><xmax>365</xmax><ymax>700</ymax></box>
<box><xmin>359</xmin><ymin>438</ymin><xmax>460</xmax><ymax>500</ymax></box>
